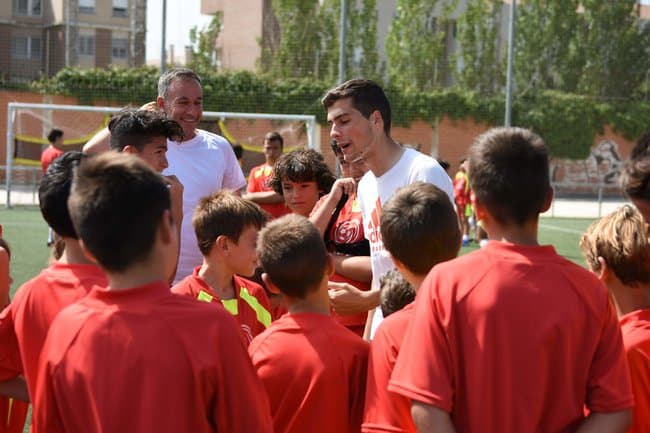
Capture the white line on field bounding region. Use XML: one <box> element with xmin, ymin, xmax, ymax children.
<box><xmin>539</xmin><ymin>223</ymin><xmax>583</xmax><ymax>235</ymax></box>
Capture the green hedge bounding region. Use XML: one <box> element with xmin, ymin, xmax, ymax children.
<box><xmin>28</xmin><ymin>66</ymin><xmax>650</xmax><ymax>159</ymax></box>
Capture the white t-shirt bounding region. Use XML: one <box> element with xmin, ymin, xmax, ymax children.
<box><xmin>164</xmin><ymin>129</ymin><xmax>246</xmax><ymax>283</ymax></box>
<box><xmin>357</xmin><ymin>147</ymin><xmax>454</xmax><ymax>336</ymax></box>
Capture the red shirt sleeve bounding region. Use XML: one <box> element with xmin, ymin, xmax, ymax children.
<box><xmin>586</xmin><ymin>300</ymin><xmax>635</xmax><ymax>412</ymax></box>
<box><xmin>0</xmin><ymin>304</ymin><xmax>22</xmax><ymax>380</ymax></box>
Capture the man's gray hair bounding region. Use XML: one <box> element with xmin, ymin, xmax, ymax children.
<box><xmin>157</xmin><ymin>68</ymin><xmax>201</xmax><ymax>98</ymax></box>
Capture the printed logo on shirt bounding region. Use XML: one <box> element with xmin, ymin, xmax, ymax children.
<box><xmin>367</xmin><ymin>198</ymin><xmax>382</xmax><ymax>244</ymax></box>
<box><xmin>334</xmin><ymin>220</ymin><xmax>362</xmax><ymax>244</ymax></box>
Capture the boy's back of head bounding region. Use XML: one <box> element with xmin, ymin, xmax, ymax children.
<box><xmin>108</xmin><ymin>109</ymin><xmax>183</xmax><ymax>152</ymax></box>
<box><xmin>580</xmin><ymin>204</ymin><xmax>650</xmax><ymax>287</ymax></box>
<box><xmin>193</xmin><ymin>190</ymin><xmax>268</xmax><ymax>256</ymax></box>
<box><xmin>68</xmin><ymin>152</ymin><xmax>171</xmax><ymax>272</ymax></box>
<box><xmin>380</xmin><ymin>181</ymin><xmax>461</xmax><ymax>275</ymax></box>
<box><xmin>47</xmin><ymin>129</ymin><xmax>63</xmax><ymax>145</ymax></box>
<box><xmin>469</xmin><ymin>127</ymin><xmax>550</xmax><ymax>226</ymax></box>
<box><xmin>39</xmin><ymin>151</ymin><xmax>86</xmax><ymax>239</ymax></box>
<box><xmin>257</xmin><ymin>214</ymin><xmax>327</xmax><ymax>298</ymax></box>
<box><xmin>379</xmin><ymin>270</ymin><xmax>415</xmax><ymax>317</ymax></box>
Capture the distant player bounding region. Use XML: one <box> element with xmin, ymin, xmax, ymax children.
<box><xmin>250</xmin><ymin>214</ymin><xmax>369</xmax><ymax>433</ymax></box>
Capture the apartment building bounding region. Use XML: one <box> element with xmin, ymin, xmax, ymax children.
<box><xmin>1</xmin><ymin>0</ymin><xmax>146</xmax><ymax>82</ymax></box>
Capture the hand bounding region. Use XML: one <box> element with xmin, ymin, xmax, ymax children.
<box><xmin>328</xmin><ymin>281</ymin><xmax>377</xmax><ymax>316</ymax></box>
<box><xmin>328</xmin><ymin>177</ymin><xmax>356</xmax><ymax>203</ymax></box>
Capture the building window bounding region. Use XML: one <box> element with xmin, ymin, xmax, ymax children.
<box><xmin>112</xmin><ymin>38</ymin><xmax>128</xmax><ymax>59</ymax></box>
<box><xmin>13</xmin><ymin>0</ymin><xmax>41</xmax><ymax>16</ymax></box>
<box><xmin>79</xmin><ymin>0</ymin><xmax>95</xmax><ymax>14</ymax></box>
<box><xmin>113</xmin><ymin>0</ymin><xmax>128</xmax><ymax>17</ymax></box>
<box><xmin>11</xmin><ymin>36</ymin><xmax>41</xmax><ymax>59</ymax></box>
<box><xmin>79</xmin><ymin>36</ymin><xmax>96</xmax><ymax>56</ymax></box>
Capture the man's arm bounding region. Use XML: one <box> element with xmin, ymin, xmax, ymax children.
<box><xmin>411</xmin><ymin>401</ymin><xmax>456</xmax><ymax>433</ymax></box>
<box><xmin>82</xmin><ymin>127</ymin><xmax>111</xmax><ymax>155</ymax></box>
<box><xmin>243</xmin><ymin>191</ymin><xmax>285</xmax><ymax>205</ymax></box>
<box><xmin>575</xmin><ymin>410</ymin><xmax>631</xmax><ymax>433</ymax></box>
<box><xmin>330</xmin><ymin>254</ymin><xmax>372</xmax><ymax>283</ymax></box>
<box><xmin>328</xmin><ymin>283</ymin><xmax>380</xmax><ymax>316</ymax></box>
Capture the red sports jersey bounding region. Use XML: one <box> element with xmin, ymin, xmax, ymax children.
<box><xmin>363</xmin><ymin>303</ymin><xmax>415</xmax><ymax>433</ymax></box>
<box><xmin>0</xmin><ymin>262</ymin><xmax>107</xmax><ymax>399</ymax></box>
<box><xmin>171</xmin><ymin>267</ymin><xmax>272</xmax><ymax>343</ymax></box>
<box><xmin>390</xmin><ymin>242</ymin><xmax>633</xmax><ymax>433</ymax></box>
<box><xmin>619</xmin><ymin>309</ymin><xmax>650</xmax><ymax>433</ymax></box>
<box><xmin>249</xmin><ymin>313</ymin><xmax>369</xmax><ymax>433</ymax></box>
<box><xmin>40</xmin><ymin>145</ymin><xmax>64</xmax><ymax>174</ymax></box>
<box><xmin>247</xmin><ymin>164</ymin><xmax>289</xmax><ymax>219</ymax></box>
<box><xmin>34</xmin><ymin>281</ymin><xmax>273</xmax><ymax>433</ymax></box>
<box><xmin>312</xmin><ymin>193</ymin><xmax>371</xmax><ymax>333</ymax></box>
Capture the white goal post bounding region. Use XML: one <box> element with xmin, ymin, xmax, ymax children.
<box><xmin>5</xmin><ymin>102</ymin><xmax>318</xmax><ymax>208</ymax></box>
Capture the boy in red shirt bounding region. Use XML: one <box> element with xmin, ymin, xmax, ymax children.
<box><xmin>33</xmin><ymin>153</ymin><xmax>272</xmax><ymax>433</ymax></box>
<box><xmin>390</xmin><ymin>127</ymin><xmax>633</xmax><ymax>433</ymax></box>
<box><xmin>581</xmin><ymin>205</ymin><xmax>650</xmax><ymax>433</ymax></box>
<box><xmin>0</xmin><ymin>152</ymin><xmax>107</xmax><ymax>407</ymax></box>
<box><xmin>363</xmin><ymin>182</ymin><xmax>460</xmax><ymax>433</ymax></box>
<box><xmin>244</xmin><ymin>131</ymin><xmax>289</xmax><ymax>219</ymax></box>
<box><xmin>249</xmin><ymin>214</ymin><xmax>369</xmax><ymax>433</ymax></box>
<box><xmin>171</xmin><ymin>191</ymin><xmax>272</xmax><ymax>344</ymax></box>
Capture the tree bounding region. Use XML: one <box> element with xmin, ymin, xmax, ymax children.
<box><xmin>260</xmin><ymin>0</ymin><xmax>380</xmax><ymax>82</ymax></box>
<box><xmin>455</xmin><ymin>0</ymin><xmax>504</xmax><ymax>96</ymax></box>
<box><xmin>578</xmin><ymin>0</ymin><xmax>650</xmax><ymax>98</ymax></box>
<box><xmin>386</xmin><ymin>0</ymin><xmax>457</xmax><ymax>91</ymax></box>
<box><xmin>188</xmin><ymin>12</ymin><xmax>223</xmax><ymax>73</ymax></box>
<box><xmin>514</xmin><ymin>0</ymin><xmax>582</xmax><ymax>95</ymax></box>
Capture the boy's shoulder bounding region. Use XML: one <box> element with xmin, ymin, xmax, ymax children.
<box><xmin>373</xmin><ymin>303</ymin><xmax>414</xmax><ymax>349</ymax></box>
<box><xmin>249</xmin><ymin>313</ymin><xmax>368</xmax><ymax>357</ymax></box>
<box><xmin>233</xmin><ymin>275</ymin><xmax>269</xmax><ymax>302</ymax></box>
<box><xmin>620</xmin><ymin>309</ymin><xmax>650</xmax><ymax>353</ymax></box>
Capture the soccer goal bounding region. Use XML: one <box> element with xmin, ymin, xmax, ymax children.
<box><xmin>5</xmin><ymin>102</ymin><xmax>319</xmax><ymax>207</ymax></box>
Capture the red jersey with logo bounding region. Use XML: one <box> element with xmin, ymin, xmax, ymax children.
<box><xmin>34</xmin><ymin>281</ymin><xmax>273</xmax><ymax>433</ymax></box>
<box><xmin>390</xmin><ymin>243</ymin><xmax>633</xmax><ymax>433</ymax></box>
<box><xmin>247</xmin><ymin>164</ymin><xmax>289</xmax><ymax>219</ymax></box>
<box><xmin>249</xmin><ymin>313</ymin><xmax>369</xmax><ymax>433</ymax></box>
<box><xmin>171</xmin><ymin>267</ymin><xmax>272</xmax><ymax>344</ymax></box>
<box><xmin>312</xmin><ymin>192</ymin><xmax>371</xmax><ymax>332</ymax></box>
<box><xmin>363</xmin><ymin>303</ymin><xmax>416</xmax><ymax>433</ymax></box>
<box><xmin>619</xmin><ymin>309</ymin><xmax>650</xmax><ymax>433</ymax></box>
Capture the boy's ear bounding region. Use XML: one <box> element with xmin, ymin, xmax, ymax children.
<box><xmin>595</xmin><ymin>256</ymin><xmax>613</xmax><ymax>283</ymax></box>
<box><xmin>122</xmin><ymin>145</ymin><xmax>138</xmax><ymax>155</ymax></box>
<box><xmin>540</xmin><ymin>186</ymin><xmax>554</xmax><ymax>213</ymax></box>
<box><xmin>158</xmin><ymin>209</ymin><xmax>174</xmax><ymax>244</ymax></box>
<box><xmin>156</xmin><ymin>96</ymin><xmax>165</xmax><ymax>111</ymax></box>
<box><xmin>261</xmin><ymin>273</ymin><xmax>281</xmax><ymax>294</ymax></box>
<box><xmin>77</xmin><ymin>239</ymin><xmax>99</xmax><ymax>265</ymax></box>
<box><xmin>215</xmin><ymin>235</ymin><xmax>229</xmax><ymax>252</ymax></box>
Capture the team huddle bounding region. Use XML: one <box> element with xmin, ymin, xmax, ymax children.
<box><xmin>0</xmin><ymin>69</ymin><xmax>647</xmax><ymax>433</ymax></box>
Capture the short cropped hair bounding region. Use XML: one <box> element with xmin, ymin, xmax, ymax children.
<box><xmin>379</xmin><ymin>270</ymin><xmax>415</xmax><ymax>317</ymax></box>
<box><xmin>322</xmin><ymin>79</ymin><xmax>392</xmax><ymax>135</ymax></box>
<box><xmin>620</xmin><ymin>131</ymin><xmax>650</xmax><ymax>201</ymax></box>
<box><xmin>580</xmin><ymin>204</ymin><xmax>650</xmax><ymax>287</ymax></box>
<box><xmin>68</xmin><ymin>153</ymin><xmax>171</xmax><ymax>272</ymax></box>
<box><xmin>108</xmin><ymin>109</ymin><xmax>183</xmax><ymax>152</ymax></box>
<box><xmin>257</xmin><ymin>214</ymin><xmax>328</xmax><ymax>298</ymax></box>
<box><xmin>265</xmin><ymin>131</ymin><xmax>283</xmax><ymax>147</ymax></box>
<box><xmin>469</xmin><ymin>127</ymin><xmax>550</xmax><ymax>226</ymax></box>
<box><xmin>269</xmin><ymin>149</ymin><xmax>335</xmax><ymax>195</ymax></box>
<box><xmin>193</xmin><ymin>191</ymin><xmax>268</xmax><ymax>256</ymax></box>
<box><xmin>39</xmin><ymin>151</ymin><xmax>86</xmax><ymax>239</ymax></box>
<box><xmin>157</xmin><ymin>68</ymin><xmax>201</xmax><ymax>99</ymax></box>
<box><xmin>47</xmin><ymin>129</ymin><xmax>63</xmax><ymax>144</ymax></box>
<box><xmin>381</xmin><ymin>182</ymin><xmax>460</xmax><ymax>275</ymax></box>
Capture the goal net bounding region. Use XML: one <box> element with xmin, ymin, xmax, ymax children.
<box><xmin>5</xmin><ymin>102</ymin><xmax>318</xmax><ymax>207</ymax></box>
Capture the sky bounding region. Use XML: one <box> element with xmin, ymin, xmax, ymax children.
<box><xmin>146</xmin><ymin>0</ymin><xmax>212</xmax><ymax>65</ymax></box>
